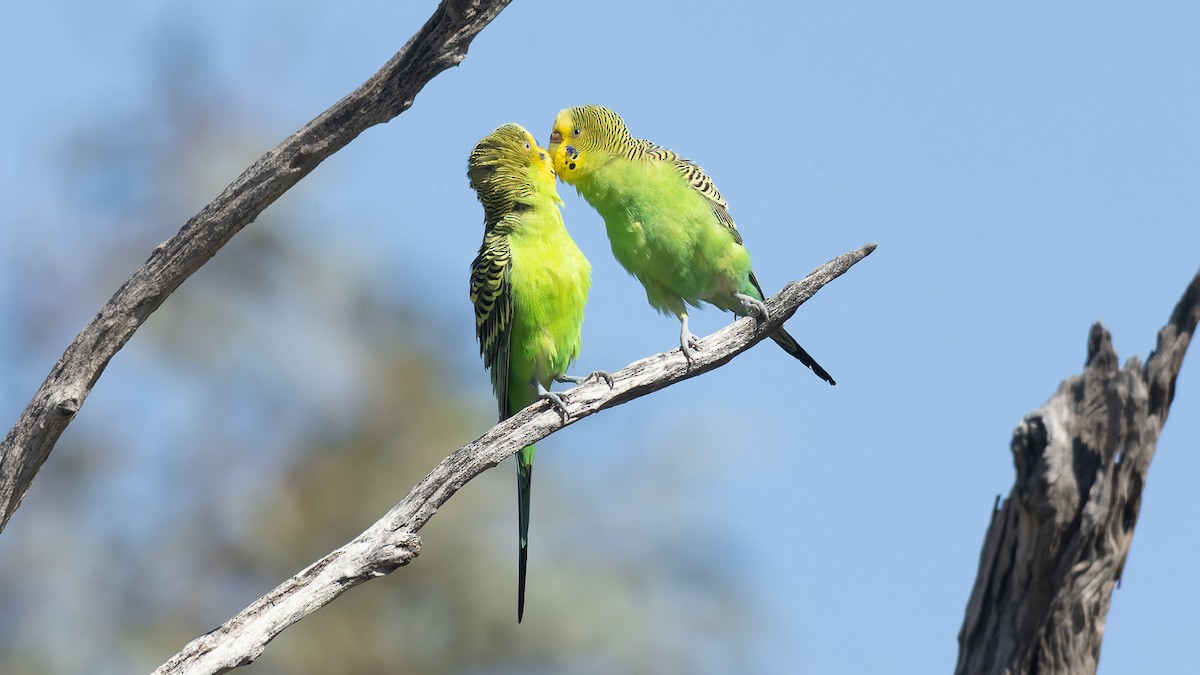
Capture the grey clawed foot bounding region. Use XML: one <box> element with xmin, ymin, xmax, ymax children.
<box><xmin>733</xmin><ymin>292</ymin><xmax>770</xmax><ymax>322</ymax></box>
<box><xmin>536</xmin><ymin>382</ymin><xmax>570</xmax><ymax>422</ymax></box>
<box><xmin>678</xmin><ymin>314</ymin><xmax>703</xmax><ymax>366</ymax></box>
<box><xmin>554</xmin><ymin>370</ymin><xmax>614</xmax><ymax>388</ymax></box>
<box><xmin>588</xmin><ymin>370</ymin><xmax>615</xmax><ymax>388</ymax></box>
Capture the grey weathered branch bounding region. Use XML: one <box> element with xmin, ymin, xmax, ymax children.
<box><xmin>152</xmin><ymin>243</ymin><xmax>876</xmax><ymax>675</ymax></box>
<box><xmin>956</xmin><ymin>269</ymin><xmax>1200</xmax><ymax>675</ymax></box>
<box><xmin>0</xmin><ymin>0</ymin><xmax>514</xmax><ymax>533</ymax></box>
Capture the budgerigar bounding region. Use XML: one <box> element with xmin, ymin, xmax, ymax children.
<box><xmin>468</xmin><ymin>123</ymin><xmax>608</xmax><ymax>622</ymax></box>
<box><xmin>547</xmin><ymin>105</ymin><xmax>834</xmax><ymax>385</ymax></box>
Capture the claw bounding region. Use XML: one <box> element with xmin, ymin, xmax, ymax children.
<box><xmin>536</xmin><ymin>381</ymin><xmax>569</xmax><ymax>422</ymax></box>
<box><xmin>678</xmin><ymin>314</ymin><xmax>703</xmax><ymax>366</ymax></box>
<box><xmin>582</xmin><ymin>370</ymin><xmax>614</xmax><ymax>388</ymax></box>
<box><xmin>555</xmin><ymin>370</ymin><xmax>614</xmax><ymax>388</ymax></box>
<box><xmin>733</xmin><ymin>292</ymin><xmax>770</xmax><ymax>321</ymax></box>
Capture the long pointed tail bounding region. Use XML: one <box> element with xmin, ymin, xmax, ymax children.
<box><xmin>744</xmin><ymin>271</ymin><xmax>835</xmax><ymax>385</ymax></box>
<box><xmin>770</xmin><ymin>327</ymin><xmax>836</xmax><ymax>385</ymax></box>
<box><xmin>516</xmin><ymin>444</ymin><xmax>535</xmax><ymax>622</ymax></box>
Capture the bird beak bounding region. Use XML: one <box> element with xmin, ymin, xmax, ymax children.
<box><xmin>548</xmin><ymin>130</ymin><xmax>562</xmax><ymax>146</ymax></box>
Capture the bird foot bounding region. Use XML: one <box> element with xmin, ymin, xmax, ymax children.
<box><xmin>555</xmin><ymin>370</ymin><xmax>615</xmax><ymax>388</ymax></box>
<box><xmin>536</xmin><ymin>382</ymin><xmax>570</xmax><ymax>422</ymax></box>
<box><xmin>733</xmin><ymin>292</ymin><xmax>770</xmax><ymax>322</ymax></box>
<box><xmin>678</xmin><ymin>314</ymin><xmax>704</xmax><ymax>366</ymax></box>
<box><xmin>680</xmin><ymin>331</ymin><xmax>703</xmax><ymax>365</ymax></box>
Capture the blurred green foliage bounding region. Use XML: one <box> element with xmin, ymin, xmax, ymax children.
<box><xmin>0</xmin><ymin>13</ymin><xmax>755</xmax><ymax>673</ymax></box>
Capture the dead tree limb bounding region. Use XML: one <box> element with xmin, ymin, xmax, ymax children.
<box><xmin>0</xmin><ymin>0</ymin><xmax>514</xmax><ymax>533</ymax></box>
<box><xmin>152</xmin><ymin>243</ymin><xmax>876</xmax><ymax>675</ymax></box>
<box><xmin>956</xmin><ymin>270</ymin><xmax>1200</xmax><ymax>675</ymax></box>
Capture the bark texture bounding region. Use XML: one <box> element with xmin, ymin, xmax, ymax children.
<box><xmin>0</xmin><ymin>0</ymin><xmax>514</xmax><ymax>533</ymax></box>
<box><xmin>956</xmin><ymin>270</ymin><xmax>1199</xmax><ymax>675</ymax></box>
<box><xmin>154</xmin><ymin>244</ymin><xmax>876</xmax><ymax>675</ymax></box>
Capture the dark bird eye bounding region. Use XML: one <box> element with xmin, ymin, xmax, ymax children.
<box><xmin>572</xmin><ymin>128</ymin><xmax>580</xmax><ymax>137</ymax></box>
<box><xmin>524</xmin><ymin>142</ymin><xmax>531</xmax><ymax>149</ymax></box>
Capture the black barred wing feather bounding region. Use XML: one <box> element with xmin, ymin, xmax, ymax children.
<box><xmin>470</xmin><ymin>226</ymin><xmax>514</xmax><ymax>419</ymax></box>
<box><xmin>634</xmin><ymin>138</ymin><xmax>743</xmax><ymax>244</ymax></box>
<box><xmin>631</xmin><ymin>138</ymin><xmax>683</xmax><ymax>163</ymax></box>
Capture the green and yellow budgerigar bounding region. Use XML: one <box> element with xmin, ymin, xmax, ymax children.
<box><xmin>547</xmin><ymin>105</ymin><xmax>834</xmax><ymax>385</ymax></box>
<box><xmin>467</xmin><ymin>123</ymin><xmax>607</xmax><ymax>622</ymax></box>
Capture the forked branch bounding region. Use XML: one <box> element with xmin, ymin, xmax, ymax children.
<box><xmin>956</xmin><ymin>269</ymin><xmax>1199</xmax><ymax>675</ymax></box>
<box><xmin>0</xmin><ymin>0</ymin><xmax>515</xmax><ymax>533</ymax></box>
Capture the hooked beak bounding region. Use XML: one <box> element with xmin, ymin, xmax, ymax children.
<box><xmin>548</xmin><ymin>130</ymin><xmax>563</xmax><ymax>146</ymax></box>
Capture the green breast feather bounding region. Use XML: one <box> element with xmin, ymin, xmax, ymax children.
<box><xmin>577</xmin><ymin>150</ymin><xmax>751</xmax><ymax>316</ymax></box>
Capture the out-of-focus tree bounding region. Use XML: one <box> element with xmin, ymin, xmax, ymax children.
<box><xmin>0</xmin><ymin>9</ymin><xmax>756</xmax><ymax>673</ymax></box>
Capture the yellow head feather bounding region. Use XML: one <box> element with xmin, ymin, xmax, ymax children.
<box><xmin>546</xmin><ymin>105</ymin><xmax>635</xmax><ymax>185</ymax></box>
<box><xmin>467</xmin><ymin>123</ymin><xmax>559</xmax><ymax>225</ymax></box>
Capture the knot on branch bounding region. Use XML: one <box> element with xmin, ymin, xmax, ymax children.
<box><xmin>52</xmin><ymin>394</ymin><xmax>81</xmax><ymax>417</ymax></box>
<box><xmin>364</xmin><ymin>531</ymin><xmax>421</xmax><ymax>576</ymax></box>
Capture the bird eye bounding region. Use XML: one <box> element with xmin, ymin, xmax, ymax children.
<box><xmin>524</xmin><ymin>142</ymin><xmax>531</xmax><ymax>149</ymax></box>
<box><xmin>572</xmin><ymin>128</ymin><xmax>580</xmax><ymax>137</ymax></box>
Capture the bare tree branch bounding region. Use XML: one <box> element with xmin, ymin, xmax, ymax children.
<box><xmin>956</xmin><ymin>269</ymin><xmax>1200</xmax><ymax>675</ymax></box>
<box><xmin>0</xmin><ymin>0</ymin><xmax>514</xmax><ymax>533</ymax></box>
<box><xmin>152</xmin><ymin>243</ymin><xmax>877</xmax><ymax>675</ymax></box>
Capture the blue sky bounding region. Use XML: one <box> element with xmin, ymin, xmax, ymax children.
<box><xmin>2</xmin><ymin>1</ymin><xmax>1198</xmax><ymax>673</ymax></box>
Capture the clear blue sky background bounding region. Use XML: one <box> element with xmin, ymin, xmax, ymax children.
<box><xmin>2</xmin><ymin>2</ymin><xmax>1198</xmax><ymax>673</ymax></box>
